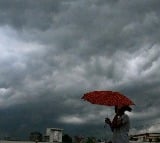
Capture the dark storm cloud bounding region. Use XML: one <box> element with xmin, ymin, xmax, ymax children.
<box><xmin>1</xmin><ymin>0</ymin><xmax>159</xmax><ymax>56</ymax></box>
<box><xmin>0</xmin><ymin>0</ymin><xmax>160</xmax><ymax>139</ymax></box>
<box><xmin>0</xmin><ymin>0</ymin><xmax>66</xmax><ymax>30</ymax></box>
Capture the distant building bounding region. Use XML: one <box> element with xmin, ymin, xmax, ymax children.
<box><xmin>130</xmin><ymin>133</ymin><xmax>160</xmax><ymax>142</ymax></box>
<box><xmin>45</xmin><ymin>128</ymin><xmax>63</xmax><ymax>142</ymax></box>
<box><xmin>0</xmin><ymin>128</ymin><xmax>63</xmax><ymax>143</ymax></box>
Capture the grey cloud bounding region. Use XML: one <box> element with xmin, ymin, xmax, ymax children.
<box><xmin>0</xmin><ymin>0</ymin><xmax>70</xmax><ymax>30</ymax></box>
<box><xmin>0</xmin><ymin>0</ymin><xmax>160</xmax><ymax>139</ymax></box>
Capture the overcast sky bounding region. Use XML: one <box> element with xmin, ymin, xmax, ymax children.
<box><xmin>0</xmin><ymin>0</ymin><xmax>160</xmax><ymax>140</ymax></box>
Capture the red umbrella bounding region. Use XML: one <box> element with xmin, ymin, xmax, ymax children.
<box><xmin>81</xmin><ymin>90</ymin><xmax>135</xmax><ymax>107</ymax></box>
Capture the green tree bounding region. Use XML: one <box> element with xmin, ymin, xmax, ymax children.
<box><xmin>63</xmin><ymin>134</ymin><xmax>72</xmax><ymax>143</ymax></box>
<box><xmin>29</xmin><ymin>131</ymin><xmax>42</xmax><ymax>142</ymax></box>
<box><xmin>155</xmin><ymin>137</ymin><xmax>160</xmax><ymax>142</ymax></box>
<box><xmin>86</xmin><ymin>137</ymin><xmax>96</xmax><ymax>143</ymax></box>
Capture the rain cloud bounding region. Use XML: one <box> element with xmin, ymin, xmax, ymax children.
<box><xmin>0</xmin><ymin>0</ymin><xmax>160</xmax><ymax>139</ymax></box>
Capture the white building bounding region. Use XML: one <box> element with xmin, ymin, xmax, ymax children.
<box><xmin>45</xmin><ymin>128</ymin><xmax>63</xmax><ymax>142</ymax></box>
<box><xmin>130</xmin><ymin>133</ymin><xmax>160</xmax><ymax>143</ymax></box>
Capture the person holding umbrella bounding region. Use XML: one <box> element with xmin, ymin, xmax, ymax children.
<box><xmin>82</xmin><ymin>90</ymin><xmax>134</xmax><ymax>143</ymax></box>
<box><xmin>105</xmin><ymin>105</ymin><xmax>132</xmax><ymax>143</ymax></box>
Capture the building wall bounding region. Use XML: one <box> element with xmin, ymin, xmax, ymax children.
<box><xmin>0</xmin><ymin>141</ymin><xmax>59</xmax><ymax>143</ymax></box>
<box><xmin>0</xmin><ymin>141</ymin><xmax>48</xmax><ymax>143</ymax></box>
<box><xmin>0</xmin><ymin>128</ymin><xmax>63</xmax><ymax>143</ymax></box>
<box><xmin>130</xmin><ymin>133</ymin><xmax>160</xmax><ymax>142</ymax></box>
<box><xmin>46</xmin><ymin>128</ymin><xmax>63</xmax><ymax>143</ymax></box>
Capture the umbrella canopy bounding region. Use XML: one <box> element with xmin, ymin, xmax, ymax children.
<box><xmin>81</xmin><ymin>90</ymin><xmax>135</xmax><ymax>107</ymax></box>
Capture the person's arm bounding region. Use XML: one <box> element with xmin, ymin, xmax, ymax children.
<box><xmin>105</xmin><ymin>118</ymin><xmax>114</xmax><ymax>132</ymax></box>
